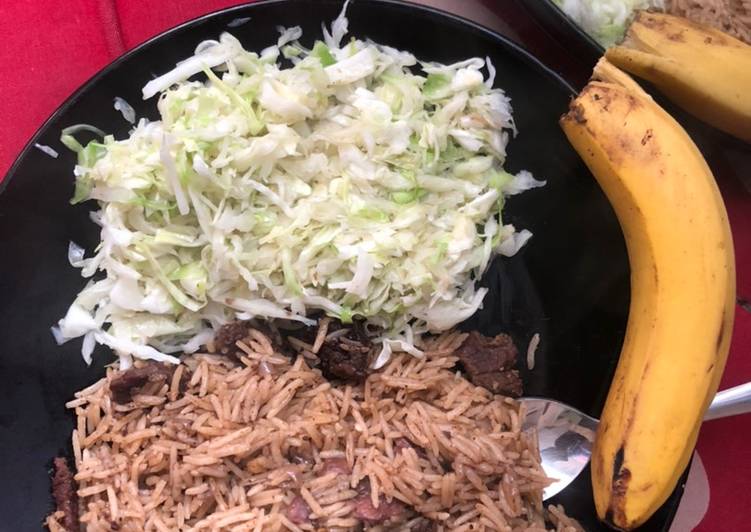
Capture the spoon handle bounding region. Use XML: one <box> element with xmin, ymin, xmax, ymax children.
<box><xmin>704</xmin><ymin>382</ymin><xmax>751</xmax><ymax>421</ymax></box>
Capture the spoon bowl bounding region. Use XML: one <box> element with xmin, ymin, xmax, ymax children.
<box><xmin>520</xmin><ymin>397</ymin><xmax>598</xmax><ymax>500</ymax></box>
<box><xmin>520</xmin><ymin>381</ymin><xmax>751</xmax><ymax>500</ymax></box>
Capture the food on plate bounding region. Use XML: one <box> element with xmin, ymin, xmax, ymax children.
<box><xmin>46</xmin><ymin>325</ymin><xmax>581</xmax><ymax>531</ymax></box>
<box><xmin>455</xmin><ymin>331</ymin><xmax>522</xmax><ymax>396</ymax></box>
<box><xmin>44</xmin><ymin>4</ymin><xmax>579</xmax><ymax>529</ymax></box>
<box><xmin>560</xmin><ymin>58</ymin><xmax>735</xmax><ymax>530</ymax></box>
<box><xmin>667</xmin><ymin>0</ymin><xmax>751</xmax><ymax>44</ymax></box>
<box><xmin>49</xmin><ymin>458</ymin><xmax>78</xmax><ymax>532</ymax></box>
<box><xmin>52</xmin><ymin>2</ymin><xmax>544</xmax><ymax>369</ymax></box>
<box><xmin>552</xmin><ymin>0</ymin><xmax>665</xmax><ymax>47</ymax></box>
<box><xmin>553</xmin><ymin>0</ymin><xmax>751</xmax><ymax>47</ymax></box>
<box><xmin>606</xmin><ymin>11</ymin><xmax>751</xmax><ymax>143</ymax></box>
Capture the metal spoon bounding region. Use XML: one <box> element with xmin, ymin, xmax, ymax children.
<box><xmin>521</xmin><ymin>382</ymin><xmax>751</xmax><ymax>500</ymax></box>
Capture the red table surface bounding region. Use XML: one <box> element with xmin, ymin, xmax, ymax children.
<box><xmin>1</xmin><ymin>1</ymin><xmax>749</xmax><ymax>530</ymax></box>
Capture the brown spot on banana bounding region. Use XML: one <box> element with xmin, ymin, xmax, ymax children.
<box><xmin>715</xmin><ymin>309</ymin><xmax>727</xmax><ymax>353</ymax></box>
<box><xmin>612</xmin><ymin>445</ymin><xmax>625</xmax><ymax>484</ymax></box>
<box><xmin>637</xmin><ymin>12</ymin><xmax>667</xmax><ymax>31</ymax></box>
<box><xmin>570</xmin><ymin>104</ymin><xmax>587</xmax><ymax>125</ymax></box>
<box><xmin>637</xmin><ymin>482</ymin><xmax>654</xmax><ymax>493</ymax></box>
<box><xmin>667</xmin><ymin>31</ymin><xmax>685</xmax><ymax>43</ymax></box>
<box><xmin>606</xmin><ymin>444</ymin><xmax>632</xmax><ymax>530</ymax></box>
<box><xmin>613</xmin><ymin>467</ymin><xmax>632</xmax><ymax>498</ymax></box>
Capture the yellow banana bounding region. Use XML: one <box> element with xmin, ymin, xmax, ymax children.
<box><xmin>560</xmin><ymin>59</ymin><xmax>735</xmax><ymax>530</ymax></box>
<box><xmin>605</xmin><ymin>11</ymin><xmax>751</xmax><ymax>143</ymax></box>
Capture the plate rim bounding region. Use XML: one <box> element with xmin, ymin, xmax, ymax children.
<box><xmin>537</xmin><ymin>0</ymin><xmax>605</xmax><ymax>53</ymax></box>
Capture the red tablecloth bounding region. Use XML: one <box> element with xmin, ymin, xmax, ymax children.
<box><xmin>2</xmin><ymin>1</ymin><xmax>749</xmax><ymax>530</ymax></box>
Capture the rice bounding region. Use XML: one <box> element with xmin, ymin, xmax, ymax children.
<box><xmin>666</xmin><ymin>0</ymin><xmax>751</xmax><ymax>43</ymax></box>
<box><xmin>527</xmin><ymin>333</ymin><xmax>541</xmax><ymax>371</ymax></box>
<box><xmin>50</xmin><ymin>328</ymin><xmax>581</xmax><ymax>531</ymax></box>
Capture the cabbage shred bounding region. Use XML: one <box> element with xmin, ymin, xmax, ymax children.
<box><xmin>553</xmin><ymin>0</ymin><xmax>664</xmax><ymax>47</ymax></box>
<box><xmin>54</xmin><ymin>4</ymin><xmax>545</xmax><ymax>367</ymax></box>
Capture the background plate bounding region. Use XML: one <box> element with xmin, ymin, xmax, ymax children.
<box><xmin>520</xmin><ymin>0</ymin><xmax>604</xmax><ymax>66</ymax></box>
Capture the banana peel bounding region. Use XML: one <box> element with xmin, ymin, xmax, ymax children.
<box><xmin>606</xmin><ymin>11</ymin><xmax>751</xmax><ymax>143</ymax></box>
<box><xmin>560</xmin><ymin>58</ymin><xmax>735</xmax><ymax>530</ymax></box>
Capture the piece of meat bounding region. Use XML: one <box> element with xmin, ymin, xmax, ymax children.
<box><xmin>215</xmin><ymin>321</ymin><xmax>288</xmax><ymax>360</ymax></box>
<box><xmin>318</xmin><ymin>319</ymin><xmax>372</xmax><ymax>383</ymax></box>
<box><xmin>286</xmin><ymin>495</ymin><xmax>311</xmax><ymax>524</ymax></box>
<box><xmin>109</xmin><ymin>363</ymin><xmax>176</xmax><ymax>404</ymax></box>
<box><xmin>352</xmin><ymin>479</ymin><xmax>406</xmax><ymax>525</ymax></box>
<box><xmin>321</xmin><ymin>457</ymin><xmax>351</xmax><ymax>475</ymax></box>
<box><xmin>456</xmin><ymin>332</ymin><xmax>523</xmax><ymax>397</ymax></box>
<box><xmin>51</xmin><ymin>457</ymin><xmax>79</xmax><ymax>532</ymax></box>
<box><xmin>285</xmin><ymin>318</ymin><xmax>373</xmax><ymax>383</ymax></box>
<box><xmin>213</xmin><ymin>321</ymin><xmax>253</xmax><ymax>358</ymax></box>
<box><xmin>349</xmin><ymin>318</ymin><xmax>371</xmax><ymax>344</ymax></box>
<box><xmin>318</xmin><ymin>336</ymin><xmax>371</xmax><ymax>382</ymax></box>
<box><xmin>472</xmin><ymin>370</ymin><xmax>523</xmax><ymax>397</ymax></box>
<box><xmin>456</xmin><ymin>332</ymin><xmax>517</xmax><ymax>376</ymax></box>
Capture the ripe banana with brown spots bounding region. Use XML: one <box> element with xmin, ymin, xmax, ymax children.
<box><xmin>606</xmin><ymin>11</ymin><xmax>751</xmax><ymax>143</ymax></box>
<box><xmin>560</xmin><ymin>58</ymin><xmax>735</xmax><ymax>530</ymax></box>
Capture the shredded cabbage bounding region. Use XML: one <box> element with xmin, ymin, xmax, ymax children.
<box><xmin>553</xmin><ymin>0</ymin><xmax>664</xmax><ymax>47</ymax></box>
<box><xmin>55</xmin><ymin>3</ymin><xmax>546</xmax><ymax>366</ymax></box>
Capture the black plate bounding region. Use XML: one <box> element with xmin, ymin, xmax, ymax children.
<box><xmin>0</xmin><ymin>0</ymin><xmax>684</xmax><ymax>529</ymax></box>
<box><xmin>520</xmin><ymin>0</ymin><xmax>604</xmax><ymax>67</ymax></box>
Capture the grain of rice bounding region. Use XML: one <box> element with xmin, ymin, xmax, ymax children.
<box><xmin>312</xmin><ymin>317</ymin><xmax>331</xmax><ymax>354</ymax></box>
<box><xmin>527</xmin><ymin>332</ymin><xmax>540</xmax><ymax>370</ymax></box>
<box><xmin>299</xmin><ymin>486</ymin><xmax>324</xmax><ymax>516</ymax></box>
<box><xmin>45</xmin><ymin>511</ymin><xmax>66</xmax><ymax>532</ymax></box>
<box><xmin>78</xmin><ymin>484</ymin><xmax>108</xmax><ymax>497</ymax></box>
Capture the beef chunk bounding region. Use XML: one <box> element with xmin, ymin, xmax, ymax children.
<box><xmin>318</xmin><ymin>339</ymin><xmax>370</xmax><ymax>382</ymax></box>
<box><xmin>213</xmin><ymin>321</ymin><xmax>252</xmax><ymax>358</ymax></box>
<box><xmin>472</xmin><ymin>370</ymin><xmax>523</xmax><ymax>397</ymax></box>
<box><xmin>215</xmin><ymin>321</ymin><xmax>288</xmax><ymax>360</ymax></box>
<box><xmin>273</xmin><ymin>318</ymin><xmax>375</xmax><ymax>383</ymax></box>
<box><xmin>456</xmin><ymin>332</ymin><xmax>523</xmax><ymax>397</ymax></box>
<box><xmin>109</xmin><ymin>363</ymin><xmax>176</xmax><ymax>404</ymax></box>
<box><xmin>353</xmin><ymin>479</ymin><xmax>406</xmax><ymax>525</ymax></box>
<box><xmin>317</xmin><ymin>319</ymin><xmax>372</xmax><ymax>383</ymax></box>
<box><xmin>51</xmin><ymin>457</ymin><xmax>79</xmax><ymax>532</ymax></box>
<box><xmin>286</xmin><ymin>495</ymin><xmax>311</xmax><ymax>524</ymax></box>
<box><xmin>457</xmin><ymin>332</ymin><xmax>517</xmax><ymax>375</ymax></box>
